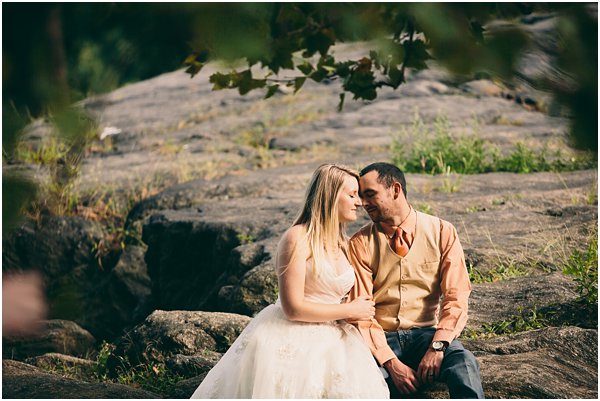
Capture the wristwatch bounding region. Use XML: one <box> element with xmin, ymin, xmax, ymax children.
<box><xmin>431</xmin><ymin>340</ymin><xmax>448</xmax><ymax>352</ymax></box>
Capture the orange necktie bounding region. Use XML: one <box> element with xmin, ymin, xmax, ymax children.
<box><xmin>393</xmin><ymin>227</ymin><xmax>410</xmax><ymax>257</ymax></box>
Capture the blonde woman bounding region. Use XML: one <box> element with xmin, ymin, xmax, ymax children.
<box><xmin>191</xmin><ymin>164</ymin><xmax>389</xmax><ymax>398</ymax></box>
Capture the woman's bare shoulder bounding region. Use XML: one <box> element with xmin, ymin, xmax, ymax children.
<box><xmin>278</xmin><ymin>224</ymin><xmax>308</xmax><ymax>251</ymax></box>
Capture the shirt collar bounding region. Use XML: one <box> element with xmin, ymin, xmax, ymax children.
<box><xmin>378</xmin><ymin>206</ymin><xmax>416</xmax><ymax>238</ymax></box>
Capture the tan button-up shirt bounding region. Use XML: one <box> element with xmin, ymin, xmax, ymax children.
<box><xmin>348</xmin><ymin>207</ymin><xmax>471</xmax><ymax>365</ymax></box>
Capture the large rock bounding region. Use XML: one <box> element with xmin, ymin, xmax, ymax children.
<box><xmin>465</xmin><ymin>326</ymin><xmax>598</xmax><ymax>399</ymax></box>
<box><xmin>88</xmin><ymin>245</ymin><xmax>153</xmax><ymax>339</ymax></box>
<box><xmin>2</xmin><ymin>216</ymin><xmax>104</xmax><ymax>278</ymax></box>
<box><xmin>1</xmin><ymin>216</ymin><xmax>130</xmax><ymax>340</ymax></box>
<box><xmin>25</xmin><ymin>353</ymin><xmax>97</xmax><ymax>382</ymax></box>
<box><xmin>3</xmin><ymin>320</ymin><xmax>96</xmax><ymax>360</ymax></box>
<box><xmin>109</xmin><ymin>310</ymin><xmax>250</xmax><ymax>373</ymax></box>
<box><xmin>2</xmin><ymin>359</ymin><xmax>159</xmax><ymax>399</ymax></box>
<box><xmin>218</xmin><ymin>261</ymin><xmax>279</xmax><ymax>316</ymax></box>
<box><xmin>416</xmin><ymin>326</ymin><xmax>597</xmax><ymax>399</ymax></box>
<box><xmin>468</xmin><ymin>272</ymin><xmax>579</xmax><ymax>331</ymax></box>
<box><xmin>141</xmin><ymin>199</ymin><xmax>290</xmax><ymax>312</ymax></box>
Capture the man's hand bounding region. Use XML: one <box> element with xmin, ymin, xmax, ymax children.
<box><xmin>417</xmin><ymin>348</ymin><xmax>444</xmax><ymax>385</ymax></box>
<box><xmin>384</xmin><ymin>357</ymin><xmax>420</xmax><ymax>394</ymax></box>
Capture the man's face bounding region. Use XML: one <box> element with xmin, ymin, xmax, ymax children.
<box><xmin>359</xmin><ymin>170</ymin><xmax>396</xmax><ymax>223</ymax></box>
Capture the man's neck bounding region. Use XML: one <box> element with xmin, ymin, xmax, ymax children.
<box><xmin>383</xmin><ymin>203</ymin><xmax>412</xmax><ymax>228</ymax></box>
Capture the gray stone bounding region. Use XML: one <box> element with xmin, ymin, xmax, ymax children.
<box><xmin>3</xmin><ymin>320</ymin><xmax>96</xmax><ymax>360</ymax></box>
<box><xmin>169</xmin><ymin>374</ymin><xmax>207</xmax><ymax>398</ymax></box>
<box><xmin>25</xmin><ymin>353</ymin><xmax>97</xmax><ymax>382</ymax></box>
<box><xmin>465</xmin><ymin>326</ymin><xmax>598</xmax><ymax>399</ymax></box>
<box><xmin>110</xmin><ymin>310</ymin><xmax>250</xmax><ymax>370</ymax></box>
<box><xmin>2</xmin><ymin>359</ymin><xmax>159</xmax><ymax>399</ymax></box>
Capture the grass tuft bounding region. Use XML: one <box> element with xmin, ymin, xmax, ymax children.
<box><xmin>391</xmin><ymin>113</ymin><xmax>596</xmax><ymax>175</ymax></box>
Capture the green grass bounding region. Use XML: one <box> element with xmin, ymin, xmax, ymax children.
<box><xmin>563</xmin><ymin>230</ymin><xmax>598</xmax><ymax>306</ymax></box>
<box><xmin>390</xmin><ymin>113</ymin><xmax>596</xmax><ymax>175</ymax></box>
<box><xmin>462</xmin><ymin>305</ymin><xmax>550</xmax><ymax>339</ymax></box>
<box><xmin>468</xmin><ymin>259</ymin><xmax>530</xmax><ymax>284</ymax></box>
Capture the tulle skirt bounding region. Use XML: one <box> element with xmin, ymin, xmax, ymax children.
<box><xmin>191</xmin><ymin>303</ymin><xmax>390</xmax><ymax>399</ymax></box>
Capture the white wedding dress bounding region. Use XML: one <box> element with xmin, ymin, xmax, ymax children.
<box><xmin>191</xmin><ymin>256</ymin><xmax>390</xmax><ymax>399</ymax></box>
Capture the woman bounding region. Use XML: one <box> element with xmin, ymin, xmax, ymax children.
<box><xmin>191</xmin><ymin>164</ymin><xmax>389</xmax><ymax>399</ymax></box>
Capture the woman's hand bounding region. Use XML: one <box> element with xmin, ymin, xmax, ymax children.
<box><xmin>346</xmin><ymin>296</ymin><xmax>375</xmax><ymax>320</ymax></box>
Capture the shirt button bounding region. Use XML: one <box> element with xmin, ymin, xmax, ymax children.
<box><xmin>400</xmin><ymin>286</ymin><xmax>406</xmax><ymax>292</ymax></box>
<box><xmin>401</xmin><ymin>275</ymin><xmax>407</xmax><ymax>280</ymax></box>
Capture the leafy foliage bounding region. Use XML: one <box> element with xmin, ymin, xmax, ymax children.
<box><xmin>182</xmin><ymin>3</ymin><xmax>596</xmax><ymax>151</ymax></box>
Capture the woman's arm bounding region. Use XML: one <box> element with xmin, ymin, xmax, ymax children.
<box><xmin>276</xmin><ymin>225</ymin><xmax>374</xmax><ymax>323</ymax></box>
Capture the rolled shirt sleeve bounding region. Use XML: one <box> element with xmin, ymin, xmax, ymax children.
<box><xmin>433</xmin><ymin>220</ymin><xmax>471</xmax><ymax>343</ymax></box>
<box><xmin>347</xmin><ymin>233</ymin><xmax>397</xmax><ymax>365</ymax></box>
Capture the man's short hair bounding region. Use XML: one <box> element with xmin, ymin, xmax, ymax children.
<box><xmin>360</xmin><ymin>162</ymin><xmax>407</xmax><ymax>197</ymax></box>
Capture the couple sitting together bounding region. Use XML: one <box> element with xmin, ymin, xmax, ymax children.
<box><xmin>192</xmin><ymin>162</ymin><xmax>484</xmax><ymax>399</ymax></box>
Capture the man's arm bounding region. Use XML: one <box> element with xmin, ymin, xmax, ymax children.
<box><xmin>347</xmin><ymin>233</ymin><xmax>396</xmax><ymax>364</ymax></box>
<box><xmin>433</xmin><ymin>220</ymin><xmax>472</xmax><ymax>343</ymax></box>
<box><xmin>348</xmin><ymin>231</ymin><xmax>420</xmax><ymax>394</ymax></box>
<box><xmin>417</xmin><ymin>219</ymin><xmax>472</xmax><ymax>384</ymax></box>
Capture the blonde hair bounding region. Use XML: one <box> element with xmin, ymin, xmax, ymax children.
<box><xmin>290</xmin><ymin>163</ymin><xmax>359</xmax><ymax>277</ymax></box>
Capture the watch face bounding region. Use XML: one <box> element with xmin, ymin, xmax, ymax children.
<box><xmin>432</xmin><ymin>341</ymin><xmax>444</xmax><ymax>350</ymax></box>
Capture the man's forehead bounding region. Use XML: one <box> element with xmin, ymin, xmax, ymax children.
<box><xmin>359</xmin><ymin>171</ymin><xmax>381</xmax><ymax>189</ymax></box>
<box><xmin>360</xmin><ymin>170</ymin><xmax>379</xmax><ymax>182</ymax></box>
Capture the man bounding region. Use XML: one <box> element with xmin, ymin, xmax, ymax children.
<box><xmin>348</xmin><ymin>162</ymin><xmax>484</xmax><ymax>398</ymax></box>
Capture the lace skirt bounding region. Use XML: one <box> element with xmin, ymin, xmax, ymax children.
<box><xmin>191</xmin><ymin>303</ymin><xmax>389</xmax><ymax>399</ymax></box>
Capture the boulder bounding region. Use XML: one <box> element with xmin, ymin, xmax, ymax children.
<box><xmin>2</xmin><ymin>359</ymin><xmax>159</xmax><ymax>399</ymax></box>
<box><xmin>465</xmin><ymin>326</ymin><xmax>598</xmax><ymax>399</ymax></box>
<box><xmin>3</xmin><ymin>320</ymin><xmax>96</xmax><ymax>360</ymax></box>
<box><xmin>169</xmin><ymin>374</ymin><xmax>207</xmax><ymax>398</ymax></box>
<box><xmin>2</xmin><ymin>216</ymin><xmax>104</xmax><ymax>278</ymax></box>
<box><xmin>141</xmin><ymin>201</ymin><xmax>288</xmax><ymax>312</ymax></box>
<box><xmin>109</xmin><ymin>310</ymin><xmax>250</xmax><ymax>372</ymax></box>
<box><xmin>25</xmin><ymin>353</ymin><xmax>97</xmax><ymax>382</ymax></box>
<box><xmin>1</xmin><ymin>216</ymin><xmax>124</xmax><ymax>339</ymax></box>
<box><xmin>218</xmin><ymin>261</ymin><xmax>279</xmax><ymax>316</ymax></box>
<box><xmin>88</xmin><ymin>245</ymin><xmax>153</xmax><ymax>339</ymax></box>
<box><xmin>165</xmin><ymin>351</ymin><xmax>221</xmax><ymax>376</ymax></box>
<box><xmin>468</xmin><ymin>272</ymin><xmax>579</xmax><ymax>331</ymax></box>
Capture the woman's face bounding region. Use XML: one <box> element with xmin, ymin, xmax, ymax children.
<box><xmin>337</xmin><ymin>175</ymin><xmax>362</xmax><ymax>223</ymax></box>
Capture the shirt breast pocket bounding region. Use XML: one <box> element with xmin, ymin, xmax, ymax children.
<box><xmin>417</xmin><ymin>261</ymin><xmax>440</xmax><ymax>280</ymax></box>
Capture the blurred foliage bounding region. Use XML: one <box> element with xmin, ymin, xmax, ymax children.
<box><xmin>183</xmin><ymin>3</ymin><xmax>597</xmax><ymax>152</ymax></box>
<box><xmin>2</xmin><ymin>3</ymin><xmax>597</xmax><ymax>236</ymax></box>
<box><xmin>3</xmin><ymin>3</ymin><xmax>197</xmax><ymax>234</ymax></box>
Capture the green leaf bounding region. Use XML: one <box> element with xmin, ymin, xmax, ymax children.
<box><xmin>337</xmin><ymin>93</ymin><xmax>346</xmax><ymax>112</ymax></box>
<box><xmin>297</xmin><ymin>61</ymin><xmax>314</xmax><ymax>75</ymax></box>
<box><xmin>293</xmin><ymin>77</ymin><xmax>306</xmax><ymax>93</ymax></box>
<box><xmin>237</xmin><ymin>70</ymin><xmax>266</xmax><ymax>95</ymax></box>
<box><xmin>309</xmin><ymin>68</ymin><xmax>327</xmax><ymax>82</ymax></box>
<box><xmin>403</xmin><ymin>39</ymin><xmax>431</xmax><ymax>70</ymax></box>
<box><xmin>265</xmin><ymin>84</ymin><xmax>279</xmax><ymax>99</ymax></box>
<box><xmin>184</xmin><ymin>62</ymin><xmax>204</xmax><ymax>78</ymax></box>
<box><xmin>388</xmin><ymin>66</ymin><xmax>404</xmax><ymax>88</ymax></box>
<box><xmin>209</xmin><ymin>72</ymin><xmax>233</xmax><ymax>90</ymax></box>
<box><xmin>183</xmin><ymin>51</ymin><xmax>209</xmax><ymax>78</ymax></box>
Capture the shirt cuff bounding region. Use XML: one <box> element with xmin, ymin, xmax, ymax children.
<box><xmin>373</xmin><ymin>345</ymin><xmax>397</xmax><ymax>366</ymax></box>
<box><xmin>432</xmin><ymin>328</ymin><xmax>456</xmax><ymax>344</ymax></box>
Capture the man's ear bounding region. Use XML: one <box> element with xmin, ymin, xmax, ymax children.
<box><xmin>392</xmin><ymin>182</ymin><xmax>403</xmax><ymax>199</ymax></box>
